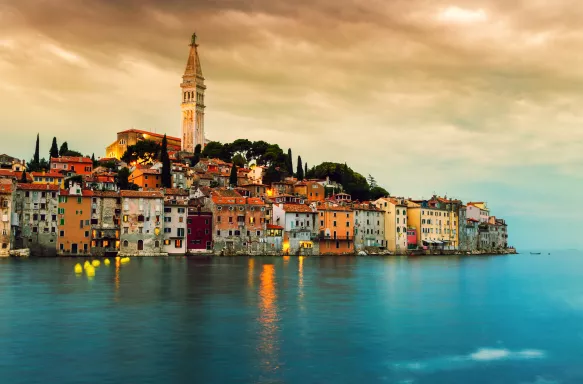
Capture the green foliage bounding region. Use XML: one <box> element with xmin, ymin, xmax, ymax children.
<box><xmin>296</xmin><ymin>156</ymin><xmax>304</xmax><ymax>181</ymax></box>
<box><xmin>286</xmin><ymin>148</ymin><xmax>293</xmax><ymax>175</ymax></box>
<box><xmin>34</xmin><ymin>134</ymin><xmax>40</xmax><ymax>164</ymax></box>
<box><xmin>210</xmin><ymin>180</ymin><xmax>219</xmax><ymax>188</ymax></box>
<box><xmin>59</xmin><ymin>142</ymin><xmax>68</xmax><ymax>157</ymax></box>
<box><xmin>50</xmin><ymin>137</ymin><xmax>59</xmax><ymax>159</ymax></box>
<box><xmin>263</xmin><ymin>164</ymin><xmax>283</xmax><ymax>185</ymax></box>
<box><xmin>121</xmin><ymin>140</ymin><xmax>160</xmax><ymax>165</ymax></box>
<box><xmin>307</xmin><ymin>162</ymin><xmax>385</xmax><ymax>201</ymax></box>
<box><xmin>232</xmin><ymin>139</ymin><xmax>252</xmax><ymax>159</ymax></box>
<box><xmin>100</xmin><ymin>160</ymin><xmax>118</xmax><ymax>171</ymax></box>
<box><xmin>369</xmin><ymin>186</ymin><xmax>390</xmax><ymax>200</ymax></box>
<box><xmin>229</xmin><ymin>164</ymin><xmax>238</xmax><ymax>186</ymax></box>
<box><xmin>201</xmin><ymin>141</ymin><xmax>223</xmax><ymax>159</ymax></box>
<box><xmin>160</xmin><ymin>134</ymin><xmax>172</xmax><ymax>188</ymax></box>
<box><xmin>20</xmin><ymin>170</ymin><xmax>28</xmax><ymax>183</ymax></box>
<box><xmin>117</xmin><ymin>167</ymin><xmax>131</xmax><ymax>190</ymax></box>
<box><xmin>305</xmin><ymin>163</ymin><xmax>308</xmax><ymax>178</ymax></box>
<box><xmin>28</xmin><ymin>134</ymin><xmax>41</xmax><ymax>172</ymax></box>
<box><xmin>63</xmin><ymin>150</ymin><xmax>83</xmax><ymax>157</ymax></box>
<box><xmin>232</xmin><ymin>153</ymin><xmax>246</xmax><ymax>167</ymax></box>
<box><xmin>192</xmin><ymin>144</ymin><xmax>202</xmax><ymax>167</ymax></box>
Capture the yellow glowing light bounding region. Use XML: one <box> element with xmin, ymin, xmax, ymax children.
<box><xmin>266</xmin><ymin>189</ymin><xmax>274</xmax><ymax>197</ymax></box>
<box><xmin>282</xmin><ymin>241</ymin><xmax>290</xmax><ymax>254</ymax></box>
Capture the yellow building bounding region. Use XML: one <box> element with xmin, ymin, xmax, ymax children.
<box><xmin>374</xmin><ymin>197</ymin><xmax>408</xmax><ymax>254</ymax></box>
<box><xmin>31</xmin><ymin>171</ymin><xmax>65</xmax><ymax>188</ymax></box>
<box><xmin>406</xmin><ymin>197</ymin><xmax>460</xmax><ymax>249</ymax></box>
<box><xmin>105</xmin><ymin>129</ymin><xmax>182</xmax><ymax>160</ymax></box>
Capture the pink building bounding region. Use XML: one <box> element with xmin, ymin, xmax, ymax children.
<box><xmin>407</xmin><ymin>227</ymin><xmax>417</xmax><ymax>249</ymax></box>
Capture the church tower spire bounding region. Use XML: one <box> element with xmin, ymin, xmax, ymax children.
<box><xmin>181</xmin><ymin>32</ymin><xmax>206</xmax><ymax>152</ymax></box>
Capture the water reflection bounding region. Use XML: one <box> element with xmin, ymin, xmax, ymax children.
<box><xmin>298</xmin><ymin>256</ymin><xmax>304</xmax><ymax>301</ymax></box>
<box><xmin>248</xmin><ymin>258</ymin><xmax>255</xmax><ymax>288</ymax></box>
<box><xmin>258</xmin><ymin>264</ymin><xmax>280</xmax><ymax>376</ymax></box>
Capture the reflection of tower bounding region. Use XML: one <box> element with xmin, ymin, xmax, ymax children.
<box><xmin>180</xmin><ymin>32</ymin><xmax>206</xmax><ymax>152</ymax></box>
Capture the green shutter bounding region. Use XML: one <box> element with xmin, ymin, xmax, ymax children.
<box><xmin>60</xmin><ymin>218</ymin><xmax>65</xmax><ymax>225</ymax></box>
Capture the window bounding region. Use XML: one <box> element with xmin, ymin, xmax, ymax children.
<box><xmin>229</xmin><ymin>217</ymin><xmax>233</xmax><ymax>223</ymax></box>
<box><xmin>346</xmin><ymin>221</ymin><xmax>350</xmax><ymax>227</ymax></box>
<box><xmin>85</xmin><ymin>231</ymin><xmax>89</xmax><ymax>238</ymax></box>
<box><xmin>164</xmin><ymin>217</ymin><xmax>171</xmax><ymax>222</ymax></box>
<box><xmin>217</xmin><ymin>216</ymin><xmax>221</xmax><ymax>223</ymax></box>
<box><xmin>177</xmin><ymin>228</ymin><xmax>185</xmax><ymax>237</ymax></box>
<box><xmin>164</xmin><ymin>207</ymin><xmax>171</xmax><ymax>213</ymax></box>
<box><xmin>216</xmin><ymin>230</ymin><xmax>220</xmax><ymax>236</ymax></box>
<box><xmin>59</xmin><ymin>230</ymin><xmax>65</xmax><ymax>237</ymax></box>
<box><xmin>123</xmin><ymin>227</ymin><xmax>129</xmax><ymax>234</ymax></box>
<box><xmin>333</xmin><ymin>221</ymin><xmax>337</xmax><ymax>227</ymax></box>
<box><xmin>138</xmin><ymin>215</ymin><xmax>144</xmax><ymax>222</ymax></box>
<box><xmin>228</xmin><ymin>230</ymin><xmax>233</xmax><ymax>236</ymax></box>
<box><xmin>175</xmin><ymin>239</ymin><xmax>182</xmax><ymax>248</ymax></box>
<box><xmin>123</xmin><ymin>215</ymin><xmax>128</xmax><ymax>222</ymax></box>
<box><xmin>123</xmin><ymin>240</ymin><xmax>129</xmax><ymax>247</ymax></box>
<box><xmin>178</xmin><ymin>208</ymin><xmax>185</xmax><ymax>213</ymax></box>
<box><xmin>320</xmin><ymin>220</ymin><xmax>324</xmax><ymax>226</ymax></box>
<box><xmin>60</xmin><ymin>218</ymin><xmax>65</xmax><ymax>225</ymax></box>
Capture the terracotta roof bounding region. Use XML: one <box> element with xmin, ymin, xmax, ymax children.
<box><xmin>212</xmin><ymin>189</ymin><xmax>242</xmax><ymax>197</ymax></box>
<box><xmin>92</xmin><ymin>191</ymin><xmax>120</xmax><ymax>198</ymax></box>
<box><xmin>51</xmin><ymin>156</ymin><xmax>92</xmax><ymax>164</ymax></box>
<box><xmin>247</xmin><ymin>198</ymin><xmax>266</xmax><ymax>206</ymax></box>
<box><xmin>316</xmin><ymin>203</ymin><xmax>352</xmax><ymax>212</ymax></box>
<box><xmin>283</xmin><ymin>204</ymin><xmax>315</xmax><ymax>213</ymax></box>
<box><xmin>60</xmin><ymin>189</ymin><xmax>94</xmax><ymax>197</ymax></box>
<box><xmin>31</xmin><ymin>171</ymin><xmax>64</xmax><ymax>178</ymax></box>
<box><xmin>241</xmin><ymin>183</ymin><xmax>267</xmax><ymax>187</ymax></box>
<box><xmin>120</xmin><ymin>190</ymin><xmax>163</xmax><ymax>198</ymax></box>
<box><xmin>163</xmin><ymin>188</ymin><xmax>189</xmax><ymax>196</ymax></box>
<box><xmin>118</xmin><ymin>128</ymin><xmax>181</xmax><ymax>142</ymax></box>
<box><xmin>0</xmin><ymin>169</ymin><xmax>32</xmax><ymax>181</ymax></box>
<box><xmin>212</xmin><ymin>196</ymin><xmax>247</xmax><ymax>205</ymax></box>
<box><xmin>0</xmin><ymin>181</ymin><xmax>12</xmax><ymax>194</ymax></box>
<box><xmin>98</xmin><ymin>157</ymin><xmax>119</xmax><ymax>163</ymax></box>
<box><xmin>135</xmin><ymin>168</ymin><xmax>160</xmax><ymax>175</ymax></box>
<box><xmin>267</xmin><ymin>224</ymin><xmax>284</xmax><ymax>230</ymax></box>
<box><xmin>17</xmin><ymin>183</ymin><xmax>59</xmax><ymax>191</ymax></box>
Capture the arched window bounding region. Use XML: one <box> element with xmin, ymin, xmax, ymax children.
<box><xmin>123</xmin><ymin>240</ymin><xmax>128</xmax><ymax>247</ymax></box>
<box><xmin>137</xmin><ymin>240</ymin><xmax>144</xmax><ymax>251</ymax></box>
<box><xmin>155</xmin><ymin>240</ymin><xmax>160</xmax><ymax>248</ymax></box>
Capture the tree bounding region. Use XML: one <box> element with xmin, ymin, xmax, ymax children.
<box><xmin>59</xmin><ymin>142</ymin><xmax>68</xmax><ymax>157</ymax></box>
<box><xmin>232</xmin><ymin>139</ymin><xmax>252</xmax><ymax>159</ymax></box>
<box><xmin>232</xmin><ymin>153</ymin><xmax>246</xmax><ymax>167</ymax></box>
<box><xmin>49</xmin><ymin>137</ymin><xmax>59</xmax><ymax>159</ymax></box>
<box><xmin>369</xmin><ymin>186</ymin><xmax>389</xmax><ymax>200</ymax></box>
<box><xmin>20</xmin><ymin>170</ymin><xmax>28</xmax><ymax>183</ymax></box>
<box><xmin>305</xmin><ymin>163</ymin><xmax>308</xmax><ymax>179</ymax></box>
<box><xmin>121</xmin><ymin>140</ymin><xmax>160</xmax><ymax>165</ymax></box>
<box><xmin>39</xmin><ymin>158</ymin><xmax>49</xmax><ymax>171</ymax></box>
<box><xmin>286</xmin><ymin>148</ymin><xmax>293</xmax><ymax>175</ymax></box>
<box><xmin>91</xmin><ymin>153</ymin><xmax>96</xmax><ymax>167</ymax></box>
<box><xmin>263</xmin><ymin>164</ymin><xmax>282</xmax><ymax>185</ymax></box>
<box><xmin>117</xmin><ymin>167</ymin><xmax>131</xmax><ymax>190</ymax></box>
<box><xmin>34</xmin><ymin>134</ymin><xmax>40</xmax><ymax>165</ymax></box>
<box><xmin>192</xmin><ymin>144</ymin><xmax>202</xmax><ymax>167</ymax></box>
<box><xmin>201</xmin><ymin>141</ymin><xmax>223</xmax><ymax>159</ymax></box>
<box><xmin>296</xmin><ymin>156</ymin><xmax>304</xmax><ymax>181</ymax></box>
<box><xmin>160</xmin><ymin>134</ymin><xmax>172</xmax><ymax>188</ymax></box>
<box><xmin>249</xmin><ymin>140</ymin><xmax>269</xmax><ymax>162</ymax></box>
<box><xmin>367</xmin><ymin>174</ymin><xmax>377</xmax><ymax>188</ymax></box>
<box><xmin>229</xmin><ymin>164</ymin><xmax>238</xmax><ymax>186</ymax></box>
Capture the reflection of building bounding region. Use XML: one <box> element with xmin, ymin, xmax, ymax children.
<box><xmin>105</xmin><ymin>129</ymin><xmax>181</xmax><ymax>160</ymax></box>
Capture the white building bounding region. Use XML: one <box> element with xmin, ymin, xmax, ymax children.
<box><xmin>353</xmin><ymin>202</ymin><xmax>385</xmax><ymax>251</ymax></box>
<box><xmin>163</xmin><ymin>200</ymin><xmax>187</xmax><ymax>255</ymax></box>
<box><xmin>0</xmin><ymin>180</ymin><xmax>14</xmax><ymax>256</ymax></box>
<box><xmin>272</xmin><ymin>197</ymin><xmax>318</xmax><ymax>255</ymax></box>
<box><xmin>119</xmin><ymin>191</ymin><xmax>166</xmax><ymax>256</ymax></box>
<box><xmin>467</xmin><ymin>202</ymin><xmax>489</xmax><ymax>223</ymax></box>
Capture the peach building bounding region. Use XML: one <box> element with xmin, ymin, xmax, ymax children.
<box><xmin>316</xmin><ymin>202</ymin><xmax>354</xmax><ymax>255</ymax></box>
<box><xmin>57</xmin><ymin>184</ymin><xmax>93</xmax><ymax>255</ymax></box>
<box><xmin>129</xmin><ymin>168</ymin><xmax>161</xmax><ymax>189</ymax></box>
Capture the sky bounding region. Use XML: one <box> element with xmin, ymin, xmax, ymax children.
<box><xmin>1</xmin><ymin>0</ymin><xmax>582</xmax><ymax>250</ymax></box>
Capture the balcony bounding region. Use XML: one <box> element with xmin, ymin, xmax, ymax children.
<box><xmin>317</xmin><ymin>234</ymin><xmax>353</xmax><ymax>241</ymax></box>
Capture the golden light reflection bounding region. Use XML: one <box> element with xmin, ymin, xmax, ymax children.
<box><xmin>258</xmin><ymin>264</ymin><xmax>279</xmax><ymax>374</ymax></box>
<box><xmin>283</xmin><ymin>256</ymin><xmax>290</xmax><ymax>265</ymax></box>
<box><xmin>248</xmin><ymin>258</ymin><xmax>255</xmax><ymax>288</ymax></box>
<box><xmin>114</xmin><ymin>258</ymin><xmax>120</xmax><ymax>300</ymax></box>
<box><xmin>298</xmin><ymin>256</ymin><xmax>304</xmax><ymax>301</ymax></box>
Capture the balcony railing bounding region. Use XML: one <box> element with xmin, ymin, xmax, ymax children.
<box><xmin>317</xmin><ymin>234</ymin><xmax>353</xmax><ymax>241</ymax></box>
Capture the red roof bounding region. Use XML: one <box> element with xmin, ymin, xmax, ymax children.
<box><xmin>0</xmin><ymin>169</ymin><xmax>32</xmax><ymax>181</ymax></box>
<box><xmin>283</xmin><ymin>204</ymin><xmax>314</xmax><ymax>213</ymax></box>
<box><xmin>60</xmin><ymin>189</ymin><xmax>94</xmax><ymax>197</ymax></box>
<box><xmin>17</xmin><ymin>183</ymin><xmax>59</xmax><ymax>191</ymax></box>
<box><xmin>247</xmin><ymin>198</ymin><xmax>266</xmax><ymax>206</ymax></box>
<box><xmin>120</xmin><ymin>190</ymin><xmax>163</xmax><ymax>198</ymax></box>
<box><xmin>118</xmin><ymin>129</ymin><xmax>180</xmax><ymax>143</ymax></box>
<box><xmin>212</xmin><ymin>196</ymin><xmax>247</xmax><ymax>205</ymax></box>
<box><xmin>92</xmin><ymin>191</ymin><xmax>120</xmax><ymax>198</ymax></box>
<box><xmin>51</xmin><ymin>156</ymin><xmax>92</xmax><ymax>164</ymax></box>
<box><xmin>30</xmin><ymin>171</ymin><xmax>64</xmax><ymax>178</ymax></box>
<box><xmin>164</xmin><ymin>188</ymin><xmax>189</xmax><ymax>196</ymax></box>
<box><xmin>0</xmin><ymin>182</ymin><xmax>12</xmax><ymax>194</ymax></box>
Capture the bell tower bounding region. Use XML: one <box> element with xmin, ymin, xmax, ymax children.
<box><xmin>180</xmin><ymin>32</ymin><xmax>206</xmax><ymax>152</ymax></box>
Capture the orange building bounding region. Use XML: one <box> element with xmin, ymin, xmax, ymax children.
<box><xmin>50</xmin><ymin>156</ymin><xmax>93</xmax><ymax>175</ymax></box>
<box><xmin>57</xmin><ymin>185</ymin><xmax>93</xmax><ymax>255</ymax></box>
<box><xmin>317</xmin><ymin>202</ymin><xmax>354</xmax><ymax>255</ymax></box>
<box><xmin>129</xmin><ymin>168</ymin><xmax>161</xmax><ymax>189</ymax></box>
<box><xmin>295</xmin><ymin>180</ymin><xmax>326</xmax><ymax>202</ymax></box>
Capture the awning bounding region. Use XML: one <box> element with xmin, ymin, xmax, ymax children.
<box><xmin>434</xmin><ymin>240</ymin><xmax>443</xmax><ymax>244</ymax></box>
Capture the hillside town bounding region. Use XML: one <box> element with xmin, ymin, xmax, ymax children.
<box><xmin>0</xmin><ymin>34</ymin><xmax>513</xmax><ymax>257</ymax></box>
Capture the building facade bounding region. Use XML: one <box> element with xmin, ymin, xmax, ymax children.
<box><xmin>353</xmin><ymin>202</ymin><xmax>385</xmax><ymax>251</ymax></box>
<box><xmin>181</xmin><ymin>33</ymin><xmax>206</xmax><ymax>152</ymax></box>
<box><xmin>0</xmin><ymin>180</ymin><xmax>14</xmax><ymax>256</ymax></box>
<box><xmin>163</xmin><ymin>199</ymin><xmax>188</xmax><ymax>255</ymax></box>
<box><xmin>106</xmin><ymin>129</ymin><xmax>181</xmax><ymax>160</ymax></box>
<box><xmin>375</xmin><ymin>197</ymin><xmax>408</xmax><ymax>253</ymax></box>
<box><xmin>57</xmin><ymin>185</ymin><xmax>93</xmax><ymax>255</ymax></box>
<box><xmin>272</xmin><ymin>202</ymin><xmax>318</xmax><ymax>256</ymax></box>
<box><xmin>119</xmin><ymin>191</ymin><xmax>165</xmax><ymax>256</ymax></box>
<box><xmin>50</xmin><ymin>156</ymin><xmax>93</xmax><ymax>176</ymax></box>
<box><xmin>91</xmin><ymin>191</ymin><xmax>121</xmax><ymax>256</ymax></box>
<box><xmin>12</xmin><ymin>184</ymin><xmax>59</xmax><ymax>256</ymax></box>
<box><xmin>317</xmin><ymin>202</ymin><xmax>354</xmax><ymax>255</ymax></box>
<box><xmin>187</xmin><ymin>200</ymin><xmax>213</xmax><ymax>253</ymax></box>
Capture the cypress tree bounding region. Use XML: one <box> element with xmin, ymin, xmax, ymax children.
<box><xmin>192</xmin><ymin>144</ymin><xmax>202</xmax><ymax>166</ymax></box>
<box><xmin>305</xmin><ymin>163</ymin><xmax>308</xmax><ymax>178</ymax></box>
<box><xmin>49</xmin><ymin>137</ymin><xmax>59</xmax><ymax>159</ymax></box>
<box><xmin>59</xmin><ymin>142</ymin><xmax>68</xmax><ymax>157</ymax></box>
<box><xmin>161</xmin><ymin>134</ymin><xmax>172</xmax><ymax>188</ymax></box>
<box><xmin>20</xmin><ymin>170</ymin><xmax>27</xmax><ymax>183</ymax></box>
<box><xmin>297</xmin><ymin>156</ymin><xmax>304</xmax><ymax>181</ymax></box>
<box><xmin>229</xmin><ymin>164</ymin><xmax>238</xmax><ymax>186</ymax></box>
<box><xmin>287</xmin><ymin>148</ymin><xmax>293</xmax><ymax>175</ymax></box>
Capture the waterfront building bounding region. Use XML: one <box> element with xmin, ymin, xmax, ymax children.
<box><xmin>171</xmin><ymin>163</ymin><xmax>188</xmax><ymax>189</ymax></box>
<box><xmin>187</xmin><ymin>198</ymin><xmax>213</xmax><ymax>253</ymax></box>
<box><xmin>129</xmin><ymin>168</ymin><xmax>161</xmax><ymax>189</ymax></box>
<box><xmin>272</xmin><ymin>201</ymin><xmax>318</xmax><ymax>255</ymax></box>
<box><xmin>0</xmin><ymin>180</ymin><xmax>14</xmax><ymax>256</ymax></box>
<box><xmin>119</xmin><ymin>190</ymin><xmax>165</xmax><ymax>256</ymax></box>
<box><xmin>163</xmin><ymin>196</ymin><xmax>188</xmax><ymax>255</ymax></box>
<box><xmin>50</xmin><ymin>156</ymin><xmax>93</xmax><ymax>176</ymax></box>
<box><xmin>105</xmin><ymin>129</ymin><xmax>181</xmax><ymax>160</ymax></box>
<box><xmin>375</xmin><ymin>197</ymin><xmax>408</xmax><ymax>253</ymax></box>
<box><xmin>90</xmin><ymin>191</ymin><xmax>121</xmax><ymax>257</ymax></box>
<box><xmin>12</xmin><ymin>183</ymin><xmax>59</xmax><ymax>256</ymax></box>
<box><xmin>406</xmin><ymin>227</ymin><xmax>417</xmax><ymax>250</ymax></box>
<box><xmin>180</xmin><ymin>33</ymin><xmax>206</xmax><ymax>152</ymax></box>
<box><xmin>467</xmin><ymin>202</ymin><xmax>489</xmax><ymax>223</ymax></box>
<box><xmin>210</xmin><ymin>195</ymin><xmax>268</xmax><ymax>254</ymax></box>
<box><xmin>57</xmin><ymin>184</ymin><xmax>93</xmax><ymax>256</ymax></box>
<box><xmin>304</xmin><ymin>180</ymin><xmax>327</xmax><ymax>202</ymax></box>
<box><xmin>316</xmin><ymin>202</ymin><xmax>354</xmax><ymax>255</ymax></box>
<box><xmin>31</xmin><ymin>171</ymin><xmax>65</xmax><ymax>188</ymax></box>
<box><xmin>406</xmin><ymin>197</ymin><xmax>460</xmax><ymax>250</ymax></box>
<box><xmin>434</xmin><ymin>196</ymin><xmax>461</xmax><ymax>250</ymax></box>
<box><xmin>265</xmin><ymin>224</ymin><xmax>284</xmax><ymax>254</ymax></box>
<box><xmin>352</xmin><ymin>202</ymin><xmax>385</xmax><ymax>251</ymax></box>
<box><xmin>271</xmin><ymin>180</ymin><xmax>295</xmax><ymax>196</ymax></box>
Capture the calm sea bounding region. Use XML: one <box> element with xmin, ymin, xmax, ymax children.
<box><xmin>0</xmin><ymin>253</ymin><xmax>582</xmax><ymax>384</ymax></box>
